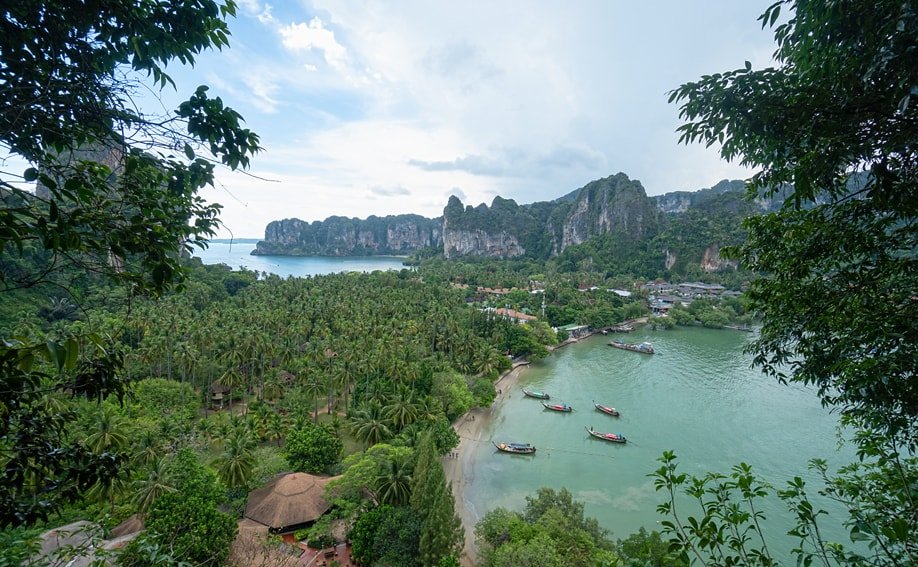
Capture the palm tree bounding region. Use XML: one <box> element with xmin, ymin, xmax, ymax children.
<box><xmin>132</xmin><ymin>429</ymin><xmax>164</xmax><ymax>468</ymax></box>
<box><xmin>132</xmin><ymin>456</ymin><xmax>176</xmax><ymax>517</ymax></box>
<box><xmin>349</xmin><ymin>401</ymin><xmax>392</xmax><ymax>448</ymax></box>
<box><xmin>375</xmin><ymin>453</ymin><xmax>412</xmax><ymax>506</ymax></box>
<box><xmin>85</xmin><ymin>407</ymin><xmax>129</xmax><ymax>454</ymax></box>
<box><xmin>219</xmin><ymin>430</ymin><xmax>257</xmax><ymax>490</ymax></box>
<box><xmin>384</xmin><ymin>387</ymin><xmax>419</xmax><ymax>432</ymax></box>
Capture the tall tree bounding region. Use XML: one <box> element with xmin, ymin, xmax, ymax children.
<box><xmin>410</xmin><ymin>432</ymin><xmax>462</xmax><ymax>566</ymax></box>
<box><xmin>0</xmin><ymin>0</ymin><xmax>259</xmax><ymax>526</ymax></box>
<box><xmin>666</xmin><ymin>0</ymin><xmax>917</xmax><ymax>563</ymax></box>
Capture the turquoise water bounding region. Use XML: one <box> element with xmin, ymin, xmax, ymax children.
<box><xmin>191</xmin><ymin>241</ymin><xmax>408</xmax><ymax>277</ymax></box>
<box><xmin>466</xmin><ymin>328</ymin><xmax>856</xmax><ymax>560</ymax></box>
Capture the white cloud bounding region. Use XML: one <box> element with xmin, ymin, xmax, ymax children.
<box><xmin>279</xmin><ymin>17</ymin><xmax>349</xmax><ymax>70</ymax></box>
<box><xmin>183</xmin><ymin>1</ymin><xmax>777</xmax><ymax>237</ymax></box>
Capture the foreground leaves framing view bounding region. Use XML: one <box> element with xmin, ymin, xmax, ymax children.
<box><xmin>1</xmin><ymin>0</ymin><xmax>916</xmax><ymax>566</ymax></box>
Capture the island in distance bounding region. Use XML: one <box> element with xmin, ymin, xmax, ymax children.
<box><xmin>253</xmin><ymin>173</ymin><xmax>781</xmax><ymax>275</ymax></box>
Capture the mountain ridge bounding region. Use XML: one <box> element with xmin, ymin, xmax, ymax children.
<box><xmin>253</xmin><ymin>173</ymin><xmax>767</xmax><ymax>276</ymax></box>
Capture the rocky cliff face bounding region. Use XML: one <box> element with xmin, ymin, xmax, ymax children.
<box><xmin>253</xmin><ymin>215</ymin><xmax>441</xmax><ymax>256</ymax></box>
<box><xmin>554</xmin><ymin>173</ymin><xmax>657</xmax><ymax>253</ymax></box>
<box><xmin>443</xmin><ymin>173</ymin><xmax>659</xmax><ymax>259</ymax></box>
<box><xmin>253</xmin><ymin>172</ymin><xmax>755</xmax><ymax>274</ymax></box>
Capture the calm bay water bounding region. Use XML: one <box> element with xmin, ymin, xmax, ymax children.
<box><xmin>467</xmin><ymin>327</ymin><xmax>855</xmax><ymax>560</ymax></box>
<box><xmin>191</xmin><ymin>241</ymin><xmax>408</xmax><ymax>277</ymax></box>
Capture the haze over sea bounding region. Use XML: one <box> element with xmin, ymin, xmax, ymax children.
<box><xmin>192</xmin><ymin>240</ymin><xmax>408</xmax><ymax>277</ymax></box>
<box><xmin>467</xmin><ymin>328</ymin><xmax>856</xmax><ymax>562</ymax></box>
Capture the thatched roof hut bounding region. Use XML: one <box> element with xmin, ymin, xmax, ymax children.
<box><xmin>244</xmin><ymin>472</ymin><xmax>338</xmax><ymax>533</ymax></box>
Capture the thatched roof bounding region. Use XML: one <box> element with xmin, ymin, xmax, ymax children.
<box><xmin>244</xmin><ymin>473</ymin><xmax>338</xmax><ymax>532</ymax></box>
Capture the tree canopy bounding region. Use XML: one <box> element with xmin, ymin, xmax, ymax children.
<box><xmin>671</xmin><ymin>0</ymin><xmax>917</xmax><ymax>446</ymax></box>
<box><xmin>0</xmin><ymin>0</ymin><xmax>259</xmax><ymax>526</ymax></box>
<box><xmin>665</xmin><ymin>1</ymin><xmax>917</xmax><ymax>563</ymax></box>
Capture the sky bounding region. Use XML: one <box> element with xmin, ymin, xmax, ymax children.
<box><xmin>27</xmin><ymin>1</ymin><xmax>783</xmax><ymax>239</ymax></box>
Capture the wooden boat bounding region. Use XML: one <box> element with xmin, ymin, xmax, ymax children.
<box><xmin>585</xmin><ymin>426</ymin><xmax>627</xmax><ymax>443</ymax></box>
<box><xmin>523</xmin><ymin>388</ymin><xmax>550</xmax><ymax>400</ymax></box>
<box><xmin>493</xmin><ymin>441</ymin><xmax>536</xmax><ymax>454</ymax></box>
<box><xmin>593</xmin><ymin>401</ymin><xmax>620</xmax><ymax>417</ymax></box>
<box><xmin>542</xmin><ymin>402</ymin><xmax>573</xmax><ymax>412</ymax></box>
<box><xmin>608</xmin><ymin>340</ymin><xmax>654</xmax><ymax>354</ymax></box>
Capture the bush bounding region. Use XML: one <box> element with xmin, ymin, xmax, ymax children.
<box><xmin>284</xmin><ymin>423</ymin><xmax>343</xmax><ymax>474</ymax></box>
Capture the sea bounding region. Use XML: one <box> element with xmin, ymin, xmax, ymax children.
<box><xmin>465</xmin><ymin>328</ymin><xmax>857</xmax><ymax>562</ymax></box>
<box><xmin>191</xmin><ymin>240</ymin><xmax>408</xmax><ymax>277</ymax></box>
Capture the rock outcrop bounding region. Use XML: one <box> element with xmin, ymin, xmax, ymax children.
<box><xmin>253</xmin><ymin>172</ymin><xmax>761</xmax><ymax>275</ymax></box>
<box><xmin>253</xmin><ymin>215</ymin><xmax>441</xmax><ymax>256</ymax></box>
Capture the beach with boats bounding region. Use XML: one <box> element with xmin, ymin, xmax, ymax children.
<box><xmin>443</xmin><ymin>324</ymin><xmax>854</xmax><ymax>566</ymax></box>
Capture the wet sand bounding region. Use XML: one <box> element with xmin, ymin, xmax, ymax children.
<box><xmin>442</xmin><ymin>361</ymin><xmax>529</xmax><ymax>567</ymax></box>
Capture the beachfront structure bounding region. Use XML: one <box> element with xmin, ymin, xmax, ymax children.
<box><xmin>483</xmin><ymin>307</ymin><xmax>538</xmax><ymax>324</ymax></box>
<box><xmin>558</xmin><ymin>323</ymin><xmax>591</xmax><ymax>339</ymax></box>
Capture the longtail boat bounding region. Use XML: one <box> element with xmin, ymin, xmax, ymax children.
<box><xmin>593</xmin><ymin>400</ymin><xmax>620</xmax><ymax>417</ymax></box>
<box><xmin>541</xmin><ymin>401</ymin><xmax>573</xmax><ymax>412</ymax></box>
<box><xmin>493</xmin><ymin>441</ymin><xmax>536</xmax><ymax>454</ymax></box>
<box><xmin>585</xmin><ymin>426</ymin><xmax>627</xmax><ymax>443</ymax></box>
<box><xmin>608</xmin><ymin>340</ymin><xmax>654</xmax><ymax>354</ymax></box>
<box><xmin>523</xmin><ymin>388</ymin><xmax>550</xmax><ymax>400</ymax></box>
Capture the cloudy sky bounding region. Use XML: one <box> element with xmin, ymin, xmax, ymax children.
<box><xmin>164</xmin><ymin>1</ymin><xmax>778</xmax><ymax>237</ymax></box>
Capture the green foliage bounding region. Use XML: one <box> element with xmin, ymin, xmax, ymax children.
<box><xmin>411</xmin><ymin>432</ymin><xmax>462</xmax><ymax>566</ymax></box>
<box><xmin>616</xmin><ymin>527</ymin><xmax>683</xmax><ymax>567</ymax></box>
<box><xmin>475</xmin><ymin>487</ymin><xmax>616</xmax><ymax>567</ymax></box>
<box><xmin>349</xmin><ymin>505</ymin><xmax>422</xmax><ymax>567</ymax></box>
<box><xmin>284</xmin><ymin>423</ymin><xmax>343</xmax><ymax>475</ymax></box>
<box><xmin>329</xmin><ymin>444</ymin><xmax>414</xmax><ymax>507</ymax></box>
<box><xmin>127</xmin><ymin>378</ymin><xmax>198</xmax><ymax>423</ymax></box>
<box><xmin>121</xmin><ymin>449</ymin><xmax>235</xmax><ymax>566</ymax></box>
<box><xmin>0</xmin><ymin>0</ymin><xmax>259</xmax><ymax>526</ymax></box>
<box><xmin>430</xmin><ymin>372</ymin><xmax>474</xmax><ymax>421</ymax></box>
<box><xmin>470</xmin><ymin>376</ymin><xmax>497</xmax><ymax>407</ymax></box>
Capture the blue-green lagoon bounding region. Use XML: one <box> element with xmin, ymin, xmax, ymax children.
<box><xmin>465</xmin><ymin>327</ymin><xmax>854</xmax><ymax>558</ymax></box>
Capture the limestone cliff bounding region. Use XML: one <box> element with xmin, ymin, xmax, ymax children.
<box><xmin>253</xmin><ymin>172</ymin><xmax>759</xmax><ymax>275</ymax></box>
<box><xmin>442</xmin><ymin>173</ymin><xmax>659</xmax><ymax>259</ymax></box>
<box><xmin>253</xmin><ymin>215</ymin><xmax>441</xmax><ymax>256</ymax></box>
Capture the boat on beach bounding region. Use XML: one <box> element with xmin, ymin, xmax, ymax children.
<box><xmin>593</xmin><ymin>401</ymin><xmax>620</xmax><ymax>417</ymax></box>
<box><xmin>608</xmin><ymin>340</ymin><xmax>654</xmax><ymax>354</ymax></box>
<box><xmin>523</xmin><ymin>388</ymin><xmax>550</xmax><ymax>399</ymax></box>
<box><xmin>493</xmin><ymin>441</ymin><xmax>537</xmax><ymax>454</ymax></box>
<box><xmin>585</xmin><ymin>426</ymin><xmax>627</xmax><ymax>443</ymax></box>
<box><xmin>542</xmin><ymin>402</ymin><xmax>573</xmax><ymax>412</ymax></box>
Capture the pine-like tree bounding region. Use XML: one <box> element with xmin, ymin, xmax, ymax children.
<box><xmin>410</xmin><ymin>432</ymin><xmax>463</xmax><ymax>566</ymax></box>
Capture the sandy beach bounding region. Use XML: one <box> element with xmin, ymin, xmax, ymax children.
<box><xmin>442</xmin><ymin>321</ymin><xmax>648</xmax><ymax>565</ymax></box>
<box><xmin>442</xmin><ymin>361</ymin><xmax>530</xmax><ymax>567</ymax></box>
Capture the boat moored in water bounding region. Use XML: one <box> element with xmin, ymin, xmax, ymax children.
<box><xmin>593</xmin><ymin>401</ymin><xmax>620</xmax><ymax>417</ymax></box>
<box><xmin>523</xmin><ymin>388</ymin><xmax>550</xmax><ymax>399</ymax></box>
<box><xmin>585</xmin><ymin>426</ymin><xmax>627</xmax><ymax>443</ymax></box>
<box><xmin>542</xmin><ymin>401</ymin><xmax>573</xmax><ymax>412</ymax></box>
<box><xmin>493</xmin><ymin>441</ymin><xmax>537</xmax><ymax>454</ymax></box>
<box><xmin>608</xmin><ymin>340</ymin><xmax>654</xmax><ymax>354</ymax></box>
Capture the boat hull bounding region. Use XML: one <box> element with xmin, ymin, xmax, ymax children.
<box><xmin>608</xmin><ymin>340</ymin><xmax>654</xmax><ymax>354</ymax></box>
<box><xmin>523</xmin><ymin>389</ymin><xmax>550</xmax><ymax>399</ymax></box>
<box><xmin>493</xmin><ymin>442</ymin><xmax>536</xmax><ymax>454</ymax></box>
<box><xmin>542</xmin><ymin>402</ymin><xmax>573</xmax><ymax>412</ymax></box>
<box><xmin>585</xmin><ymin>426</ymin><xmax>626</xmax><ymax>443</ymax></box>
<box><xmin>594</xmin><ymin>403</ymin><xmax>620</xmax><ymax>417</ymax></box>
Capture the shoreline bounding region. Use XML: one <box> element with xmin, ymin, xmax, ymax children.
<box><xmin>442</xmin><ymin>360</ymin><xmax>530</xmax><ymax>566</ymax></box>
<box><xmin>443</xmin><ymin>318</ymin><xmax>650</xmax><ymax>565</ymax></box>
